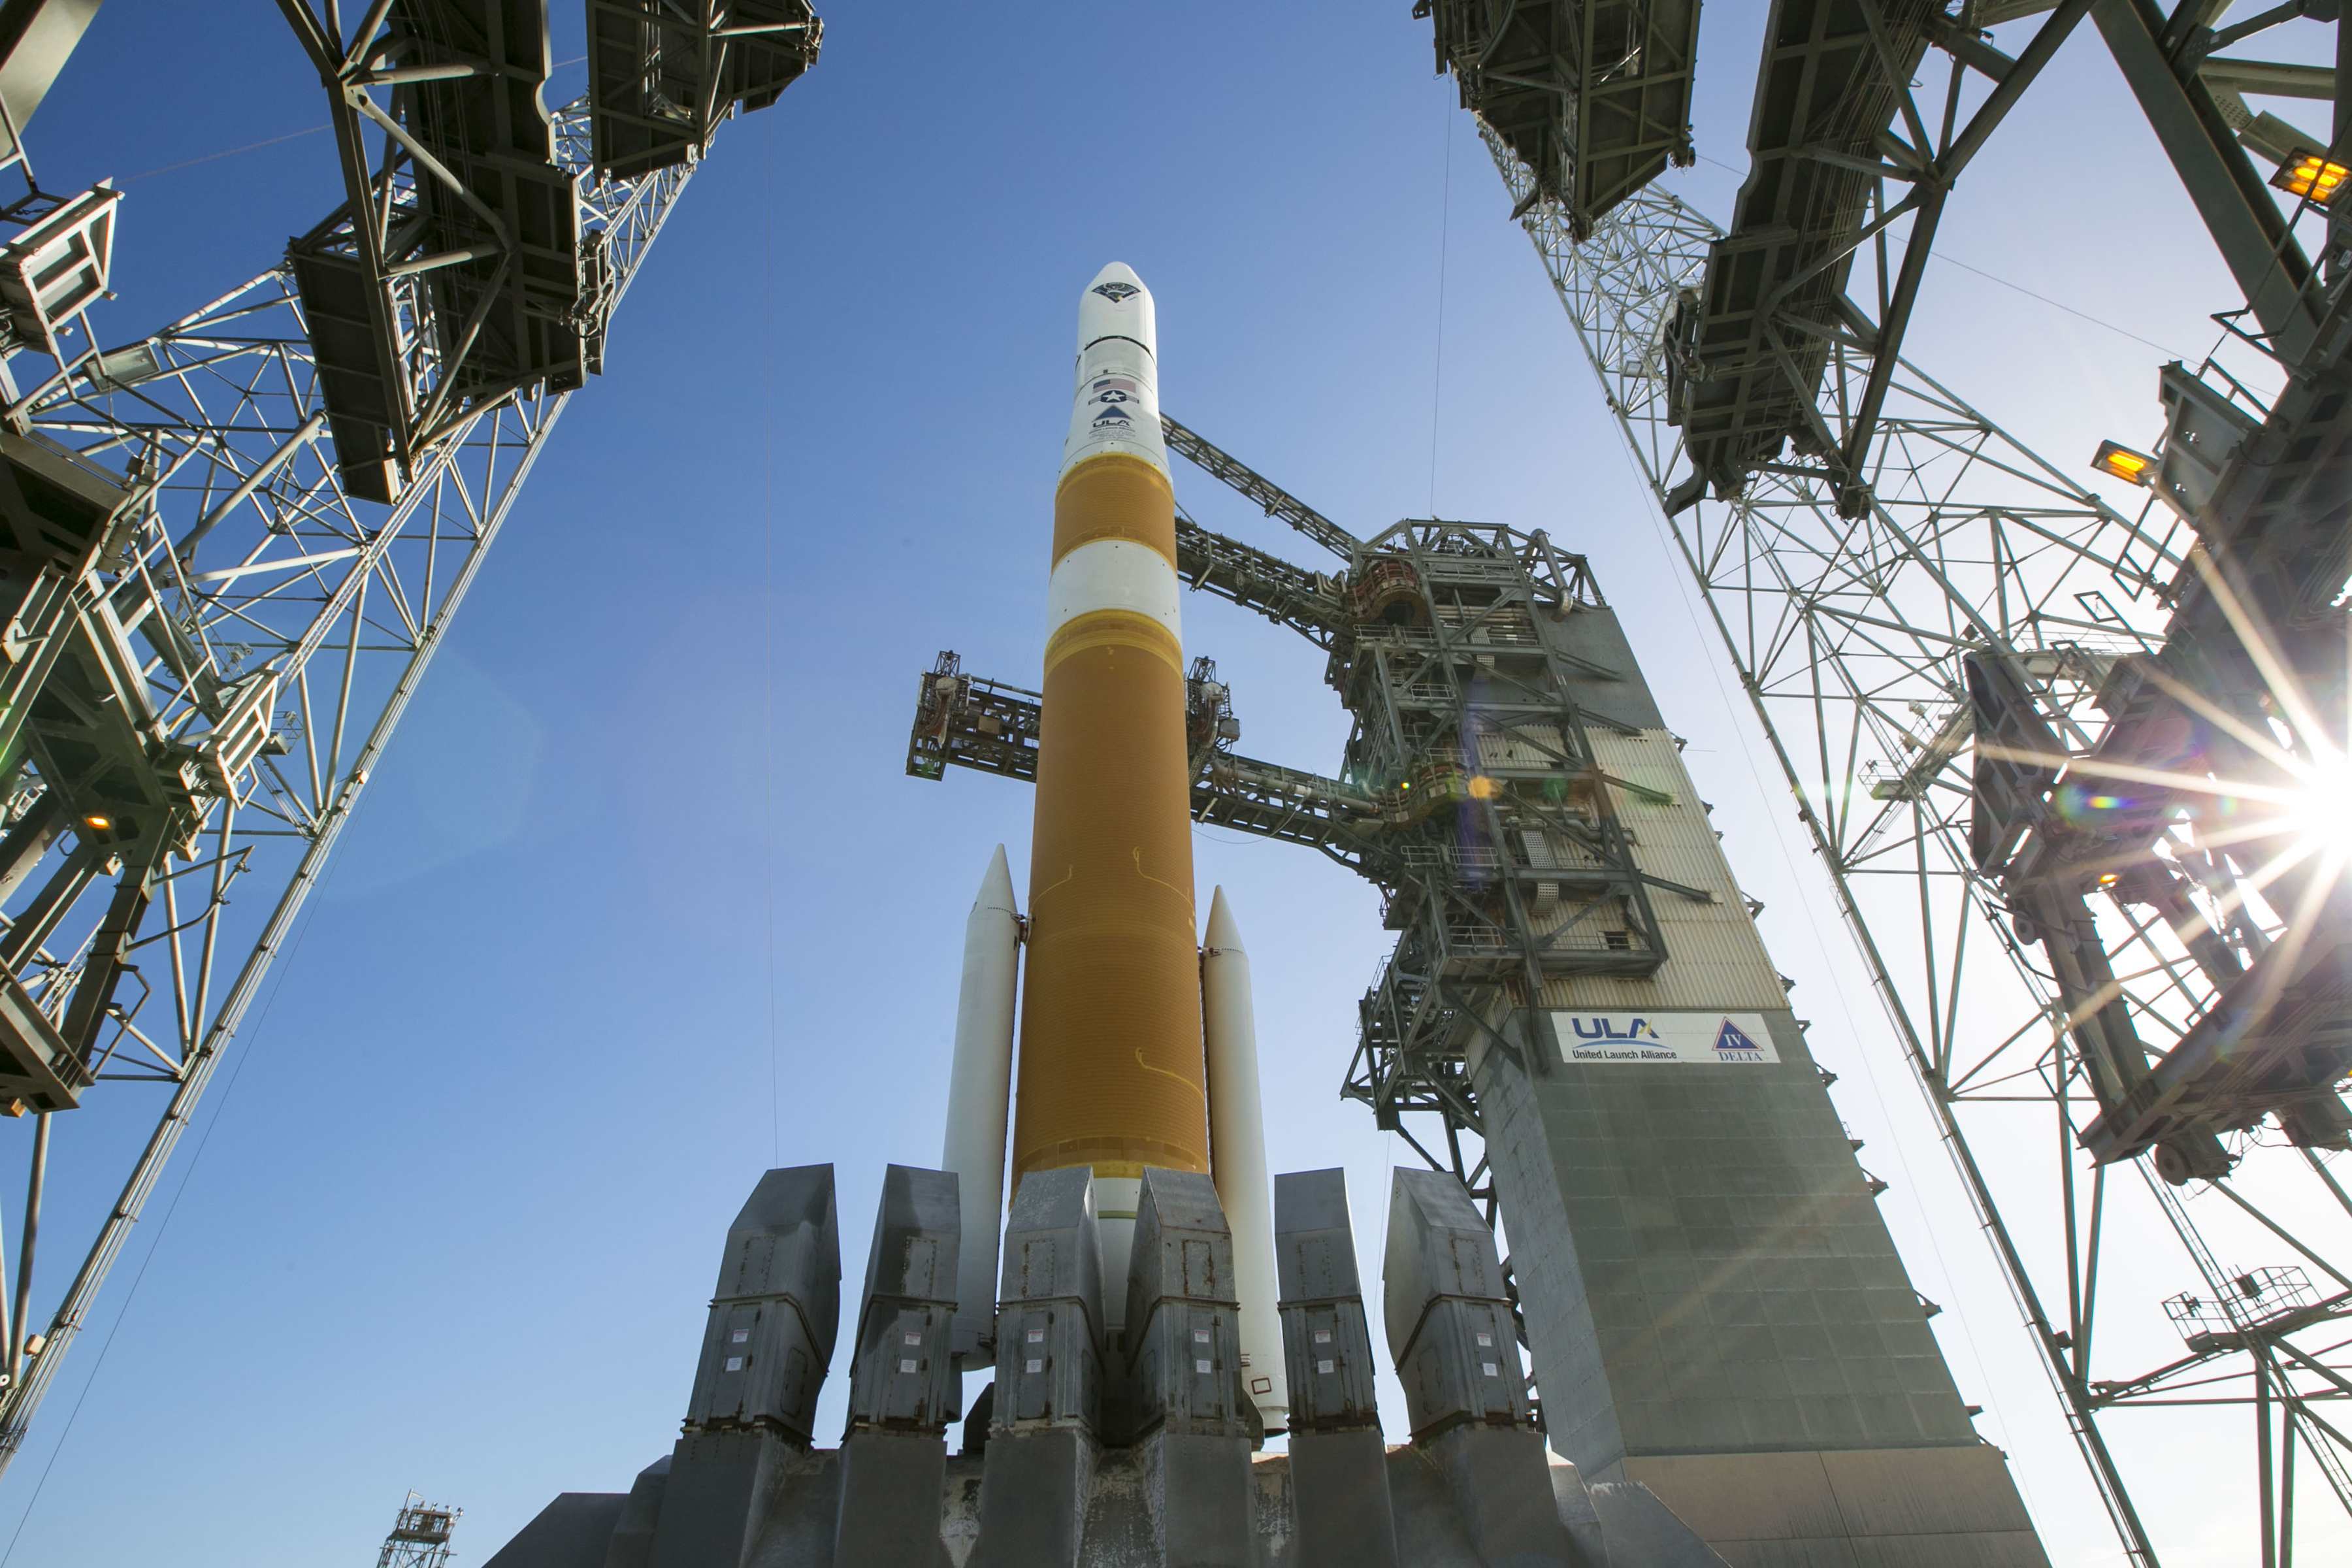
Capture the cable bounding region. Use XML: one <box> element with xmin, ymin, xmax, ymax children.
<box><xmin>1690</xmin><ymin>151</ymin><xmax>2196</xmax><ymax>359</ymax></box>
<box><xmin>762</xmin><ymin>118</ymin><xmax>781</xmax><ymax>1168</ymax></box>
<box><xmin>0</xmin><ymin>783</ymin><xmax>384</xmax><ymax>1564</ymax></box>
<box><xmin>1930</xmin><ymin>252</ymin><xmax>2195</xmax><ymax>359</ymax></box>
<box><xmin>117</xmin><ymin>59</ymin><xmax>588</xmax><ymax>184</ymax></box>
<box><xmin>1429</xmin><ymin>92</ymin><xmax>1453</xmax><ymax>516</ymax></box>
<box><xmin>122</xmin><ymin>124</ymin><xmax>329</xmax><ymax>183</ymax></box>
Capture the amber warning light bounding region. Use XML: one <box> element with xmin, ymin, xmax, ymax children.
<box><xmin>2273</xmin><ymin>149</ymin><xmax>2350</xmax><ymax>205</ymax></box>
<box><xmin>2092</xmin><ymin>440</ymin><xmax>2155</xmax><ymax>485</ymax></box>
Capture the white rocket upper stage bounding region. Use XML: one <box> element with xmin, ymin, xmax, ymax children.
<box><xmin>1061</xmin><ymin>261</ymin><xmax>1168</xmax><ymax>480</ymax></box>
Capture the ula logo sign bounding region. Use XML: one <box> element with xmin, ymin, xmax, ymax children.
<box><xmin>1568</xmin><ymin>1017</ymin><xmax>1661</xmax><ymax>1041</ymax></box>
<box><xmin>1551</xmin><ymin>1011</ymin><xmax>1780</xmax><ymax>1066</ymax></box>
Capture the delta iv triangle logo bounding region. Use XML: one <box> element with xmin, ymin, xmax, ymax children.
<box><xmin>1092</xmin><ymin>280</ymin><xmax>1140</xmax><ymax>302</ymax></box>
<box><xmin>1712</xmin><ymin>1018</ymin><xmax>1766</xmax><ymax>1055</ymax></box>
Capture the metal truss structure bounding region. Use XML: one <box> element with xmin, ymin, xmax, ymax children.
<box><xmin>1428</xmin><ymin>0</ymin><xmax>2352</xmax><ymax>1560</ymax></box>
<box><xmin>1418</xmin><ymin>0</ymin><xmax>1703</xmax><ymax>240</ymax></box>
<box><xmin>0</xmin><ymin>0</ymin><xmax>816</xmax><ymax>1469</ymax></box>
<box><xmin>374</xmin><ymin>1494</ymin><xmax>461</xmax><ymax>1568</ymax></box>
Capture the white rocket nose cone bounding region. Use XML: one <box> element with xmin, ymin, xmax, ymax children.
<box><xmin>1205</xmin><ymin>885</ymin><xmax>1244</xmax><ymax>953</ymax></box>
<box><xmin>1077</xmin><ymin>261</ymin><xmax>1155</xmax><ymax>359</ymax></box>
<box><xmin>1063</xmin><ymin>262</ymin><xmax>1167</xmax><ymax>478</ymax></box>
<box><xmin>975</xmin><ymin>843</ymin><xmax>1019</xmax><ymax>919</ymax></box>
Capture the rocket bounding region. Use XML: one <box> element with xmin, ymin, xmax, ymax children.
<box><xmin>1021</xmin><ymin>262</ymin><xmax>1200</xmax><ymax>1294</ymax></box>
<box><xmin>938</xmin><ymin>263</ymin><xmax>1286</xmax><ymax>1429</ymax></box>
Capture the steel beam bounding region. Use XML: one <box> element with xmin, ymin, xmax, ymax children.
<box><xmin>2092</xmin><ymin>0</ymin><xmax>2325</xmax><ymax>365</ymax></box>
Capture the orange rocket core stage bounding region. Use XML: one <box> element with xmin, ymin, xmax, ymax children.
<box><xmin>1010</xmin><ymin>452</ymin><xmax>1209</xmax><ymax>1183</ymax></box>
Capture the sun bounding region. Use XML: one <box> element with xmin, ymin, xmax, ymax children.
<box><xmin>2284</xmin><ymin>755</ymin><xmax>2352</xmax><ymax>860</ymax></box>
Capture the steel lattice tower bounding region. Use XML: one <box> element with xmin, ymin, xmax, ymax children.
<box><xmin>374</xmin><ymin>1495</ymin><xmax>460</xmax><ymax>1568</ymax></box>
<box><xmin>0</xmin><ymin>0</ymin><xmax>818</xmax><ymax>1467</ymax></box>
<box><xmin>1424</xmin><ymin>0</ymin><xmax>2352</xmax><ymax>1561</ymax></box>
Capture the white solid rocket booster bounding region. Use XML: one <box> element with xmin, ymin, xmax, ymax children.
<box><xmin>941</xmin><ymin>845</ymin><xmax>1021</xmax><ymax>1364</ymax></box>
<box><xmin>1201</xmin><ymin>886</ymin><xmax>1289</xmax><ymax>1430</ymax></box>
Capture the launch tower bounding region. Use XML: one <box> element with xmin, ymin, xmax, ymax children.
<box><xmin>918</xmin><ymin>411</ymin><xmax>2047</xmax><ymax>1564</ymax></box>
<box><xmin>480</xmin><ymin>264</ymin><xmax>1757</xmax><ymax>1566</ymax></box>
<box><xmin>374</xmin><ymin>1496</ymin><xmax>461</xmax><ymax>1568</ymax></box>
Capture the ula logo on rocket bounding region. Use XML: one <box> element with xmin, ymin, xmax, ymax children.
<box><xmin>1088</xmin><ymin>376</ymin><xmax>1139</xmax><ymax>427</ymax></box>
<box><xmin>1091</xmin><ymin>280</ymin><xmax>1140</xmax><ymax>302</ymax></box>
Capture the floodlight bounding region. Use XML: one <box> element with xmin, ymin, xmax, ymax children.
<box><xmin>2272</xmin><ymin>148</ymin><xmax>2349</xmax><ymax>205</ymax></box>
<box><xmin>2092</xmin><ymin>440</ymin><xmax>2155</xmax><ymax>485</ymax></box>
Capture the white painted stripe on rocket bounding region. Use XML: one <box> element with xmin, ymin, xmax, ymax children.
<box><xmin>1045</xmin><ymin>538</ymin><xmax>1182</xmax><ymax>641</ymax></box>
<box><xmin>1062</xmin><ymin>262</ymin><xmax>1168</xmax><ymax>478</ymax></box>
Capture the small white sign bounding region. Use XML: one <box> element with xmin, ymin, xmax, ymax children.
<box><xmin>1552</xmin><ymin>1011</ymin><xmax>1780</xmax><ymax>1065</ymax></box>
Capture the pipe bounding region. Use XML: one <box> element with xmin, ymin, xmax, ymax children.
<box><xmin>10</xmin><ymin>1112</ymin><xmax>46</xmax><ymax>1386</ymax></box>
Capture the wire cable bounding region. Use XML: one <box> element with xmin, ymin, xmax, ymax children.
<box><xmin>118</xmin><ymin>59</ymin><xmax>587</xmax><ymax>184</ymax></box>
<box><xmin>762</xmin><ymin>118</ymin><xmax>781</xmax><ymax>1168</ymax></box>
<box><xmin>122</xmin><ymin>124</ymin><xmax>329</xmax><ymax>183</ymax></box>
<box><xmin>1429</xmin><ymin>94</ymin><xmax>1454</xmax><ymax>515</ymax></box>
<box><xmin>1688</xmin><ymin>151</ymin><xmax>2195</xmax><ymax>359</ymax></box>
<box><xmin>0</xmin><ymin>786</ymin><xmax>383</xmax><ymax>1565</ymax></box>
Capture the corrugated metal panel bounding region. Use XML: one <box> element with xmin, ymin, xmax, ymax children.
<box><xmin>1543</xmin><ymin>729</ymin><xmax>1787</xmax><ymax>1011</ymax></box>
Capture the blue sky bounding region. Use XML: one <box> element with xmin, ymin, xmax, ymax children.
<box><xmin>0</xmin><ymin>5</ymin><xmax>2338</xmax><ymax>1565</ymax></box>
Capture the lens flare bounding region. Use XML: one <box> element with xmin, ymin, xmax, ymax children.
<box><xmin>2283</xmin><ymin>757</ymin><xmax>2352</xmax><ymax>859</ymax></box>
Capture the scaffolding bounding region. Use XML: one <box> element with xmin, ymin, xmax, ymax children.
<box><xmin>374</xmin><ymin>1495</ymin><xmax>460</xmax><ymax>1568</ymax></box>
